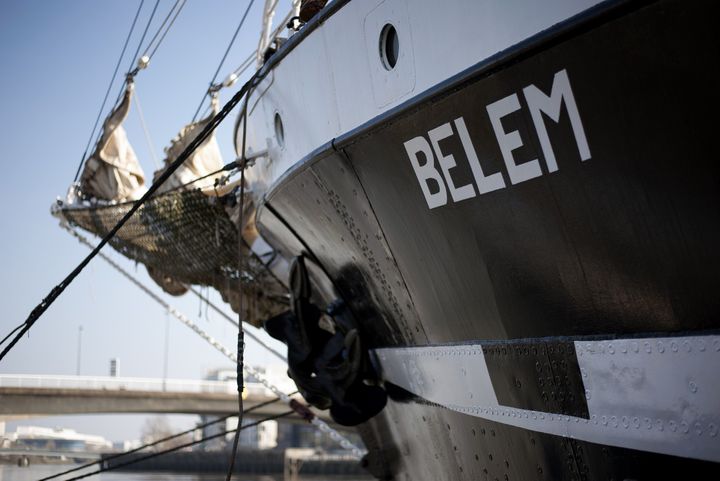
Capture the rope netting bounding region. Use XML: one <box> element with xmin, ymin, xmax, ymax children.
<box><xmin>56</xmin><ymin>188</ymin><xmax>288</xmax><ymax>326</ymax></box>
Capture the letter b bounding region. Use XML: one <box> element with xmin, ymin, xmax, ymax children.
<box><xmin>404</xmin><ymin>136</ymin><xmax>448</xmax><ymax>209</ymax></box>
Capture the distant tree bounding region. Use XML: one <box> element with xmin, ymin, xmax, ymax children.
<box><xmin>140</xmin><ymin>416</ymin><xmax>191</xmax><ymax>451</ymax></box>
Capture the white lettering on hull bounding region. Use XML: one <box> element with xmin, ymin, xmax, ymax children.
<box><xmin>403</xmin><ymin>136</ymin><xmax>448</xmax><ymax>209</ymax></box>
<box><xmin>523</xmin><ymin>69</ymin><xmax>591</xmax><ymax>171</ymax></box>
<box><xmin>406</xmin><ymin>69</ymin><xmax>591</xmax><ymax>209</ymax></box>
<box><xmin>428</xmin><ymin>122</ymin><xmax>476</xmax><ymax>202</ymax></box>
<box><xmin>454</xmin><ymin>117</ymin><xmax>506</xmax><ymax>195</ymax></box>
<box><xmin>487</xmin><ymin>93</ymin><xmax>543</xmax><ymax>185</ymax></box>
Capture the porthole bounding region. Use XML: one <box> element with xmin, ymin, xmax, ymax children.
<box><xmin>274</xmin><ymin>112</ymin><xmax>285</xmax><ymax>148</ymax></box>
<box><xmin>379</xmin><ymin>23</ymin><xmax>399</xmax><ymax>70</ymax></box>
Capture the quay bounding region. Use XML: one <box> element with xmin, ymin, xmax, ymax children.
<box><xmin>102</xmin><ymin>448</ymin><xmax>367</xmax><ymax>476</ymax></box>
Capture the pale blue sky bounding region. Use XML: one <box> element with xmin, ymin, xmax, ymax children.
<box><xmin>0</xmin><ymin>0</ymin><xmax>290</xmax><ymax>442</ymax></box>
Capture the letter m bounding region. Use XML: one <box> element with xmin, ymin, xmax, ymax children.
<box><xmin>523</xmin><ymin>69</ymin><xmax>591</xmax><ymax>172</ymax></box>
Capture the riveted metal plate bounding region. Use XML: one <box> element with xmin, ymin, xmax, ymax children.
<box><xmin>483</xmin><ymin>340</ymin><xmax>589</xmax><ymax>418</ymax></box>
<box><xmin>375</xmin><ymin>334</ymin><xmax>720</xmax><ymax>463</ymax></box>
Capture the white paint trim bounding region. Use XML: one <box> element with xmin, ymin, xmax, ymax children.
<box><xmin>375</xmin><ymin>335</ymin><xmax>720</xmax><ymax>462</ymax></box>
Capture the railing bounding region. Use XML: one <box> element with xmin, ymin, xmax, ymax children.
<box><xmin>0</xmin><ymin>374</ymin><xmax>272</xmax><ymax>396</ymax></box>
<box><xmin>256</xmin><ymin>0</ymin><xmax>301</xmax><ymax>68</ymax></box>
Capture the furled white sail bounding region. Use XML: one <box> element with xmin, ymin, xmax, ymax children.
<box><xmin>154</xmin><ymin>95</ymin><xmax>224</xmax><ymax>193</ymax></box>
<box><xmin>79</xmin><ymin>81</ymin><xmax>146</xmax><ymax>202</ymax></box>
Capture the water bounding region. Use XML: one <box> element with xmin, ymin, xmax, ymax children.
<box><xmin>0</xmin><ymin>465</ymin><xmax>371</xmax><ymax>481</ymax></box>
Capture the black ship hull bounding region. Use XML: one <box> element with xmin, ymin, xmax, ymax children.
<box><xmin>256</xmin><ymin>0</ymin><xmax>720</xmax><ymax>478</ymax></box>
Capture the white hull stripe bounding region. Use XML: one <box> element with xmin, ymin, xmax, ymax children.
<box><xmin>374</xmin><ymin>335</ymin><xmax>720</xmax><ymax>462</ymax></box>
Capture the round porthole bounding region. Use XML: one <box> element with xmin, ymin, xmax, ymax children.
<box><xmin>274</xmin><ymin>112</ymin><xmax>285</xmax><ymax>148</ymax></box>
<box><xmin>379</xmin><ymin>23</ymin><xmax>399</xmax><ymax>70</ymax></box>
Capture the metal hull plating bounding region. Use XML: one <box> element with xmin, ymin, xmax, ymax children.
<box><xmin>256</xmin><ymin>0</ymin><xmax>720</xmax><ymax>479</ymax></box>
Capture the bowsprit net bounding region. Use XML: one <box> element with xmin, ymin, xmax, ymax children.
<box><xmin>54</xmin><ymin>187</ymin><xmax>288</xmax><ymax>326</ymax></box>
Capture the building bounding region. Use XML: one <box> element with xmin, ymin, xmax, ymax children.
<box><xmin>238</xmin><ymin>416</ymin><xmax>278</xmax><ymax>450</ymax></box>
<box><xmin>198</xmin><ymin>366</ymin><xmax>284</xmax><ymax>451</ymax></box>
<box><xmin>5</xmin><ymin>426</ymin><xmax>112</xmax><ymax>452</ymax></box>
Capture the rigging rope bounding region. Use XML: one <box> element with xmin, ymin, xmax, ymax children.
<box><xmin>5</xmin><ymin>14</ymin><xmax>364</xmax><ymax>456</ymax></box>
<box><xmin>226</xmin><ymin>95</ymin><xmax>250</xmax><ymax>481</ymax></box>
<box><xmin>73</xmin><ymin>0</ymin><xmax>145</xmax><ymax>183</ymax></box>
<box><xmin>210</xmin><ymin>0</ymin><xmax>257</xmax><ymax>88</ymax></box>
<box><xmin>141</xmin><ymin>0</ymin><xmax>187</xmax><ymax>61</ymax></box>
<box><xmin>124</xmin><ymin>0</ymin><xmax>188</xmax><ymax>172</ymax></box>
<box><xmin>0</xmin><ymin>324</ymin><xmax>23</xmax><ymax>349</ymax></box>
<box><xmin>127</xmin><ymin>0</ymin><xmax>160</xmax><ymax>74</ymax></box>
<box><xmin>224</xmin><ymin>51</ymin><xmax>256</xmax><ymax>87</ymax></box>
<box><xmin>84</xmin><ymin>0</ymin><xmax>185</xmax><ymax>172</ymax></box>
<box><xmin>109</xmin><ymin>0</ymin><xmax>185</xmax><ymax>111</ymax></box>
<box><xmin>86</xmin><ymin>0</ymin><xmax>161</xmax><ymax>165</ymax></box>
<box><xmin>59</xmin><ymin>224</ymin><xmax>363</xmax><ymax>458</ymax></box>
<box><xmin>133</xmin><ymin>86</ymin><xmax>160</xmax><ymax>168</ymax></box>
<box><xmin>0</xmin><ymin>69</ymin><xmax>258</xmax><ymax>364</ymax></box>
<box><xmin>38</xmin><ymin>395</ymin><xmax>289</xmax><ymax>481</ymax></box>
<box><xmin>60</xmin><ymin>411</ymin><xmax>295</xmax><ymax>481</ymax></box>
<box><xmin>162</xmin><ymin>158</ymin><xmax>239</xmax><ymax>192</ymax></box>
<box><xmin>192</xmin><ymin>0</ymin><xmax>257</xmax><ymax>122</ymax></box>
<box><xmin>188</xmin><ymin>286</ymin><xmax>287</xmax><ymax>362</ymax></box>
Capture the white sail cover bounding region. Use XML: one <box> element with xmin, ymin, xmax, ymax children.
<box><xmin>155</xmin><ymin>96</ymin><xmax>224</xmax><ymax>193</ymax></box>
<box><xmin>80</xmin><ymin>81</ymin><xmax>146</xmax><ymax>202</ymax></box>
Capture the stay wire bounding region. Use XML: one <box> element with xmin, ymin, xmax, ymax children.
<box><xmin>188</xmin><ymin>286</ymin><xmax>287</xmax><ymax>362</ymax></box>
<box><xmin>192</xmin><ymin>0</ymin><xmax>257</xmax><ymax>122</ymax></box>
<box><xmin>62</xmin><ymin>225</ymin><xmax>363</xmax><ymax>458</ymax></box>
<box><xmin>161</xmin><ymin>158</ymin><xmax>239</xmax><ymax>193</ymax></box>
<box><xmin>226</xmin><ymin>94</ymin><xmax>250</xmax><ymax>481</ymax></box>
<box><xmin>38</xmin><ymin>395</ymin><xmax>291</xmax><ymax>481</ymax></box>
<box><xmin>143</xmin><ymin>0</ymin><xmax>187</xmax><ymax>60</ymax></box>
<box><xmin>133</xmin><ymin>86</ymin><xmax>160</xmax><ymax>168</ymax></box>
<box><xmin>88</xmin><ymin>0</ymin><xmax>161</xmax><ymax>159</ymax></box>
<box><xmin>0</xmin><ymin>323</ymin><xmax>23</xmax><ymax>348</ymax></box>
<box><xmin>0</xmin><ymin>71</ymin><xmax>259</xmax><ymax>364</ymax></box>
<box><xmin>104</xmin><ymin>0</ymin><xmax>183</xmax><ymax>135</ymax></box>
<box><xmin>72</xmin><ymin>0</ymin><xmax>145</xmax><ymax>183</ymax></box>
<box><xmin>60</xmin><ymin>411</ymin><xmax>295</xmax><ymax>481</ymax></box>
<box><xmin>62</xmin><ymin>222</ymin><xmax>286</xmax><ymax>365</ymax></box>
<box><xmin>128</xmin><ymin>0</ymin><xmax>160</xmax><ymax>73</ymax></box>
<box><xmin>108</xmin><ymin>0</ymin><xmax>160</xmax><ymax>112</ymax></box>
<box><xmin>191</xmin><ymin>94</ymin><xmax>209</xmax><ymax>124</ymax></box>
<box><xmin>211</xmin><ymin>0</ymin><xmax>257</xmax><ymax>89</ymax></box>
<box><xmin>233</xmin><ymin>52</ymin><xmax>256</xmax><ymax>77</ymax></box>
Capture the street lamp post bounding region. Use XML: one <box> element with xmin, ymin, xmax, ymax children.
<box><xmin>162</xmin><ymin>312</ymin><xmax>169</xmax><ymax>391</ymax></box>
<box><xmin>76</xmin><ymin>325</ymin><xmax>83</xmax><ymax>376</ymax></box>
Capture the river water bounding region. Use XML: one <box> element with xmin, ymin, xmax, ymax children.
<box><xmin>0</xmin><ymin>465</ymin><xmax>371</xmax><ymax>481</ymax></box>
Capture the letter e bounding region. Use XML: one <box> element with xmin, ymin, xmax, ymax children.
<box><xmin>487</xmin><ymin>94</ymin><xmax>542</xmax><ymax>185</ymax></box>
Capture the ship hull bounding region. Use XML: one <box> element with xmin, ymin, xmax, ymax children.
<box><xmin>256</xmin><ymin>0</ymin><xmax>720</xmax><ymax>478</ymax></box>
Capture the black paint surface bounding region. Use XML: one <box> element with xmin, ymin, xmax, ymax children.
<box><xmin>256</xmin><ymin>0</ymin><xmax>720</xmax><ymax>478</ymax></box>
<box><xmin>484</xmin><ymin>339</ymin><xmax>589</xmax><ymax>418</ymax></box>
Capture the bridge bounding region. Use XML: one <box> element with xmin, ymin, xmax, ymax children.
<box><xmin>0</xmin><ymin>374</ymin><xmax>302</xmax><ymax>419</ymax></box>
